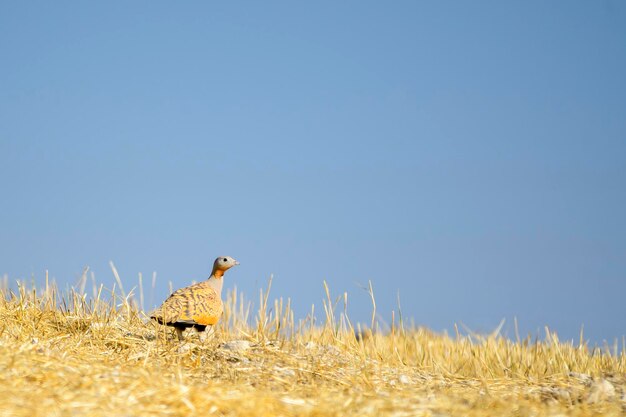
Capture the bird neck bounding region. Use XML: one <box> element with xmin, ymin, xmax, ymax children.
<box><xmin>207</xmin><ymin>271</ymin><xmax>224</xmax><ymax>295</ymax></box>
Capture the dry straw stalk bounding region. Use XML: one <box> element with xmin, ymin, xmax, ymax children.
<box><xmin>0</xmin><ymin>276</ymin><xmax>624</xmax><ymax>416</ymax></box>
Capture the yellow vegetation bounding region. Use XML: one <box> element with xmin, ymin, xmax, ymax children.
<box><xmin>0</xmin><ymin>277</ymin><xmax>623</xmax><ymax>416</ymax></box>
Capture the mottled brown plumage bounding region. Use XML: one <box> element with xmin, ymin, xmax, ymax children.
<box><xmin>151</xmin><ymin>256</ymin><xmax>239</xmax><ymax>340</ymax></box>
<box><xmin>152</xmin><ymin>281</ymin><xmax>223</xmax><ymax>325</ymax></box>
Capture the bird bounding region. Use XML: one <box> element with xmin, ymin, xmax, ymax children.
<box><xmin>150</xmin><ymin>256</ymin><xmax>239</xmax><ymax>340</ymax></box>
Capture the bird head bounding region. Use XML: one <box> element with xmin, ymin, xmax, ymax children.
<box><xmin>212</xmin><ymin>256</ymin><xmax>240</xmax><ymax>276</ymax></box>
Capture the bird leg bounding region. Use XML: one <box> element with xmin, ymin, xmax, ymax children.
<box><xmin>175</xmin><ymin>328</ymin><xmax>185</xmax><ymax>341</ymax></box>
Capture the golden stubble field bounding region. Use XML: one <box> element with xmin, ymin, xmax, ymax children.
<box><xmin>0</xmin><ymin>277</ymin><xmax>624</xmax><ymax>417</ymax></box>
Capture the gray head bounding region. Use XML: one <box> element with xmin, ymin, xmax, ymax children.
<box><xmin>212</xmin><ymin>256</ymin><xmax>240</xmax><ymax>276</ymax></box>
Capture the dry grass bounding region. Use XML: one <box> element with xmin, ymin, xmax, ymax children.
<box><xmin>0</xmin><ymin>274</ymin><xmax>624</xmax><ymax>417</ymax></box>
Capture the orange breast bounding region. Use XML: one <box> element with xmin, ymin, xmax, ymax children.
<box><xmin>192</xmin><ymin>313</ymin><xmax>221</xmax><ymax>326</ymax></box>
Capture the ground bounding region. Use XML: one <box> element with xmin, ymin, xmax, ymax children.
<box><xmin>0</xmin><ymin>283</ymin><xmax>623</xmax><ymax>416</ymax></box>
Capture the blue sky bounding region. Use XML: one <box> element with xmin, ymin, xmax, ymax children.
<box><xmin>1</xmin><ymin>2</ymin><xmax>625</xmax><ymax>344</ymax></box>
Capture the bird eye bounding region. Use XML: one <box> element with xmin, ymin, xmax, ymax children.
<box><xmin>223</xmin><ymin>258</ymin><xmax>228</xmax><ymax>262</ymax></box>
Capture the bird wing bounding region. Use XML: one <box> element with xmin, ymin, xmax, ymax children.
<box><xmin>151</xmin><ymin>282</ymin><xmax>223</xmax><ymax>326</ymax></box>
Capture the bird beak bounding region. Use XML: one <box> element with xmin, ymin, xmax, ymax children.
<box><xmin>234</xmin><ymin>260</ymin><xmax>240</xmax><ymax>266</ymax></box>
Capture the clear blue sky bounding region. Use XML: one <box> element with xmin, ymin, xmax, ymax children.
<box><xmin>1</xmin><ymin>2</ymin><xmax>625</xmax><ymax>344</ymax></box>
